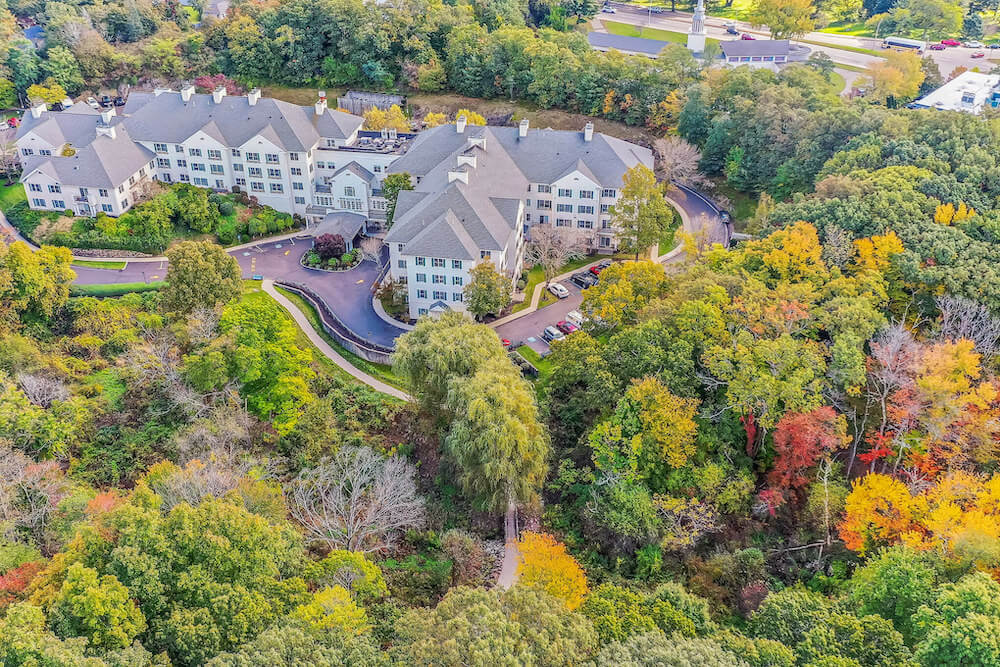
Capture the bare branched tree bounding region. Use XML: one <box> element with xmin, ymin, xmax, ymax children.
<box><xmin>289</xmin><ymin>446</ymin><xmax>425</xmax><ymax>554</ymax></box>
<box><xmin>0</xmin><ymin>442</ymin><xmax>69</xmax><ymax>546</ymax></box>
<box><xmin>185</xmin><ymin>307</ymin><xmax>221</xmax><ymax>345</ymax></box>
<box><xmin>173</xmin><ymin>402</ymin><xmax>253</xmax><ymax>463</ymax></box>
<box><xmin>523</xmin><ymin>226</ymin><xmax>586</xmax><ymax>288</ymax></box>
<box><xmin>653</xmin><ymin>136</ymin><xmax>704</xmax><ymax>186</ymax></box>
<box><xmin>147</xmin><ymin>457</ymin><xmax>254</xmax><ymax>511</ymax></box>
<box><xmin>16</xmin><ymin>373</ymin><xmax>70</xmax><ymax>408</ymax></box>
<box><xmin>359</xmin><ymin>236</ymin><xmax>384</xmax><ymax>264</ymax></box>
<box><xmin>936</xmin><ymin>295</ymin><xmax>1000</xmax><ymax>360</ymax></box>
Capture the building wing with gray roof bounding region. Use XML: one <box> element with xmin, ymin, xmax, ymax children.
<box><xmin>384</xmin><ymin>117</ymin><xmax>652</xmax><ymax>319</ymax></box>
<box><xmin>587</xmin><ymin>32</ymin><xmax>667</xmax><ymax>58</ymax></box>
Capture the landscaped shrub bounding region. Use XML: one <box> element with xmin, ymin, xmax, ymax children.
<box><xmin>218</xmin><ymin>201</ymin><xmax>235</xmax><ymax>217</ymax></box>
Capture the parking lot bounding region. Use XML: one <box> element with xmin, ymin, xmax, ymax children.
<box><xmin>495</xmin><ymin>268</ymin><xmax>602</xmax><ymax>355</ymax></box>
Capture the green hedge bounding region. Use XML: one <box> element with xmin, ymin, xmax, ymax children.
<box><xmin>70</xmin><ymin>281</ymin><xmax>165</xmax><ymax>297</ymax></box>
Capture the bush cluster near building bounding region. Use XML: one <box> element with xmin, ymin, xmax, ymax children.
<box><xmin>3</xmin><ymin>183</ymin><xmax>300</xmax><ymax>253</ymax></box>
<box><xmin>304</xmin><ymin>233</ymin><xmax>361</xmax><ymax>271</ymax></box>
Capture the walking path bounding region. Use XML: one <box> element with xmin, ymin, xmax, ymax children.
<box><xmin>497</xmin><ymin>501</ymin><xmax>521</xmax><ymax>590</ymax></box>
<box><xmin>262</xmin><ymin>279</ymin><xmax>411</xmax><ymax>401</ymax></box>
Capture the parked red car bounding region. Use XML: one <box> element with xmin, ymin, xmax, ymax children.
<box><xmin>929</xmin><ymin>43</ymin><xmax>946</xmax><ymax>50</ymax></box>
<box><xmin>501</xmin><ymin>338</ymin><xmax>511</xmax><ymax>349</ymax></box>
<box><xmin>741</xmin><ymin>33</ymin><xmax>755</xmax><ymax>40</ymax></box>
<box><xmin>972</xmin><ymin>51</ymin><xmax>986</xmax><ymax>58</ymax></box>
<box><xmin>556</xmin><ymin>320</ymin><xmax>579</xmax><ymax>334</ymax></box>
<box><xmin>941</xmin><ymin>39</ymin><xmax>961</xmax><ymax>46</ymax></box>
<box><xmin>589</xmin><ymin>259</ymin><xmax>613</xmax><ymax>276</ymax></box>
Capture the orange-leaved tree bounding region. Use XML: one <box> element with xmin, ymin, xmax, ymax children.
<box><xmin>516</xmin><ymin>532</ymin><xmax>588</xmax><ymax>610</ymax></box>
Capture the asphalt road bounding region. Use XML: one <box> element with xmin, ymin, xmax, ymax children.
<box><xmin>496</xmin><ymin>278</ymin><xmax>586</xmax><ymax>353</ymax></box>
<box><xmin>605</xmin><ymin>4</ymin><xmax>995</xmax><ymax>78</ymax></box>
<box><xmin>71</xmin><ymin>239</ymin><xmax>409</xmax><ymax>348</ymax></box>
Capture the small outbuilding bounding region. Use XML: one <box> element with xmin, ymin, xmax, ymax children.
<box><xmin>720</xmin><ymin>39</ymin><xmax>791</xmax><ymax>68</ymax></box>
<box><xmin>587</xmin><ymin>32</ymin><xmax>668</xmax><ymax>58</ymax></box>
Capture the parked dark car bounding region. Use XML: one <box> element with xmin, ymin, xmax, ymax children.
<box><xmin>51</xmin><ymin>102</ymin><xmax>64</xmax><ymax>112</ymax></box>
<box><xmin>726</xmin><ymin>26</ymin><xmax>739</xmax><ymax>34</ymax></box>
<box><xmin>113</xmin><ymin>96</ymin><xmax>126</xmax><ymax>106</ymax></box>
<box><xmin>100</xmin><ymin>95</ymin><xmax>112</xmax><ymax>107</ymax></box>
<box><xmin>571</xmin><ymin>271</ymin><xmax>598</xmax><ymax>288</ymax></box>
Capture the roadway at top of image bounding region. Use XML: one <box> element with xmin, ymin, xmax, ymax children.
<box><xmin>605</xmin><ymin>2</ymin><xmax>992</xmax><ymax>79</ymax></box>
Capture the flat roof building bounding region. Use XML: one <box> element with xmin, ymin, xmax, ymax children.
<box><xmin>587</xmin><ymin>32</ymin><xmax>667</xmax><ymax>58</ymax></box>
<box><xmin>910</xmin><ymin>71</ymin><xmax>1000</xmax><ymax>114</ymax></box>
<box><xmin>720</xmin><ymin>39</ymin><xmax>790</xmax><ymax>68</ymax></box>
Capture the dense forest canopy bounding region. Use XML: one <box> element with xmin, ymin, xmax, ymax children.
<box><xmin>3</xmin><ymin>0</ymin><xmax>1000</xmax><ymax>662</ymax></box>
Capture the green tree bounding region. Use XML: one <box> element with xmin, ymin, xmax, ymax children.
<box><xmin>0</xmin><ymin>78</ymin><xmax>15</xmax><ymax>108</ymax></box>
<box><xmin>206</xmin><ymin>620</ymin><xmax>386</xmax><ymax>667</ymax></box>
<box><xmin>381</xmin><ymin>173</ymin><xmax>413</xmax><ymax>226</ymax></box>
<box><xmin>911</xmin><ymin>572</ymin><xmax>1000</xmax><ymax>644</ymax></box>
<box><xmin>174</xmin><ymin>186</ymin><xmax>221</xmax><ymax>234</ymax></box>
<box><xmin>747</xmin><ymin>0</ymin><xmax>816</xmax><ymax>39</ymax></box>
<box><xmin>748</xmin><ymin>588</ymin><xmax>832</xmax><ymax>646</ymax></box>
<box><xmin>581</xmin><ymin>583</ymin><xmax>697</xmax><ymax>644</ymax></box>
<box><xmin>40</xmin><ymin>46</ymin><xmax>85</xmax><ymax>94</ymax></box>
<box><xmin>184</xmin><ymin>295</ymin><xmax>315</xmax><ymax>434</ymax></box>
<box><xmin>393</xmin><ymin>311</ymin><xmax>506</xmax><ymax>419</ymax></box>
<box><xmin>797</xmin><ymin>613</ymin><xmax>913</xmax><ymax>667</ymax></box>
<box><xmin>445</xmin><ymin>358</ymin><xmax>549</xmax><ymax>511</ymax></box>
<box><xmin>595</xmin><ymin>632</ymin><xmax>747</xmax><ymax>667</ymax></box>
<box><xmin>0</xmin><ymin>242</ymin><xmax>75</xmax><ymax>329</ymax></box>
<box><xmin>463</xmin><ymin>261</ymin><xmax>513</xmax><ymax>319</ymax></box>
<box><xmin>391</xmin><ymin>586</ymin><xmax>599</xmax><ymax>665</ymax></box>
<box><xmin>890</xmin><ymin>0</ymin><xmax>962</xmax><ymax>41</ymax></box>
<box><xmin>848</xmin><ymin>547</ymin><xmax>938</xmax><ymax>644</ymax></box>
<box><xmin>0</xmin><ymin>603</ymin><xmax>104</xmax><ymax>666</ymax></box>
<box><xmin>914</xmin><ymin>613</ymin><xmax>1000</xmax><ymax>667</ymax></box>
<box><xmin>580</xmin><ymin>260</ymin><xmax>669</xmax><ymax>331</ymax></box>
<box><xmin>611</xmin><ymin>165</ymin><xmax>673</xmax><ymax>260</ymax></box>
<box><xmin>543</xmin><ymin>331</ymin><xmax>620</xmax><ymax>448</ymax></box>
<box><xmin>50</xmin><ymin>562</ymin><xmax>146</xmax><ymax>650</ymax></box>
<box><xmin>162</xmin><ymin>241</ymin><xmax>242</xmax><ymax>315</ymax></box>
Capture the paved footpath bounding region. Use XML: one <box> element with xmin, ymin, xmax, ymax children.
<box><xmin>262</xmin><ymin>279</ymin><xmax>411</xmax><ymax>401</ymax></box>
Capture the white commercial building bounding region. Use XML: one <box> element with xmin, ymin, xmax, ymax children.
<box><xmin>910</xmin><ymin>71</ymin><xmax>1000</xmax><ymax>114</ymax></box>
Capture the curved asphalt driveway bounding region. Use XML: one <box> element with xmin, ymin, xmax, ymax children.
<box><xmin>70</xmin><ymin>239</ymin><xmax>409</xmax><ymax>348</ymax></box>
<box><xmin>63</xmin><ymin>183</ymin><xmax>724</xmax><ymax>350</ymax></box>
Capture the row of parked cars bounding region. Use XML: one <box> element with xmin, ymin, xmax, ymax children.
<box><xmin>85</xmin><ymin>95</ymin><xmax>126</xmax><ymax>110</ymax></box>
<box><xmin>542</xmin><ymin>310</ymin><xmax>585</xmax><ymax>343</ymax></box>
<box><xmin>540</xmin><ymin>259</ymin><xmax>613</xmax><ymax>343</ymax></box>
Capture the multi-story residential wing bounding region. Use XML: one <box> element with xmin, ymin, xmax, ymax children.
<box><xmin>17</xmin><ymin>105</ymin><xmax>156</xmax><ymax>217</ymax></box>
<box><xmin>15</xmin><ymin>86</ymin><xmax>406</xmax><ymax>221</ymax></box>
<box><xmin>384</xmin><ymin>117</ymin><xmax>652</xmax><ymax>318</ymax></box>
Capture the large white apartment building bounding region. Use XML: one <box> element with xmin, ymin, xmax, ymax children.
<box><xmin>15</xmin><ymin>85</ymin><xmax>409</xmax><ymax>222</ymax></box>
<box><xmin>384</xmin><ymin>117</ymin><xmax>653</xmax><ymax>319</ymax></box>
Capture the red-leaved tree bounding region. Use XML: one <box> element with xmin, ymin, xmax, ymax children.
<box><xmin>193</xmin><ymin>74</ymin><xmax>246</xmax><ymax>96</ymax></box>
<box><xmin>763</xmin><ymin>407</ymin><xmax>846</xmax><ymax>511</ymax></box>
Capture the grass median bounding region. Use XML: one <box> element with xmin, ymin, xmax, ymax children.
<box><xmin>72</xmin><ymin>259</ymin><xmax>128</xmax><ymax>270</ymax></box>
<box><xmin>70</xmin><ymin>281</ymin><xmax>164</xmax><ymax>297</ymax></box>
<box><xmin>274</xmin><ymin>286</ymin><xmax>407</xmax><ymax>393</ymax></box>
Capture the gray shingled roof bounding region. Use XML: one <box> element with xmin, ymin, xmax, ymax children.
<box><xmin>21</xmin><ymin>126</ymin><xmax>154</xmax><ymax>188</ymax></box>
<box><xmin>121</xmin><ymin>90</ymin><xmax>363</xmax><ymax>151</ymax></box>
<box><xmin>312</xmin><ymin>211</ymin><xmax>366</xmax><ymax>240</ymax></box>
<box><xmin>390</xmin><ymin>124</ymin><xmax>652</xmax><ymax>188</ymax></box>
<box><xmin>16</xmin><ymin>107</ymin><xmax>106</xmax><ymax>151</ymax></box>
<box><xmin>587</xmin><ymin>32</ymin><xmax>667</xmax><ymax>57</ymax></box>
<box><xmin>720</xmin><ymin>39</ymin><xmax>790</xmax><ymax>57</ymax></box>
<box><xmin>331</xmin><ymin>161</ymin><xmax>376</xmax><ymax>185</ymax></box>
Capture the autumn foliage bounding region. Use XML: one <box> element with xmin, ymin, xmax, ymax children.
<box><xmin>762</xmin><ymin>407</ymin><xmax>847</xmax><ymax>510</ymax></box>
<box><xmin>0</xmin><ymin>561</ymin><xmax>44</xmax><ymax>610</ymax></box>
<box><xmin>839</xmin><ymin>472</ymin><xmax>1000</xmax><ymax>559</ymax></box>
<box><xmin>516</xmin><ymin>532</ymin><xmax>588</xmax><ymax>611</ymax></box>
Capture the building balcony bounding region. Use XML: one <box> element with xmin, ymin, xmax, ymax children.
<box><xmin>73</xmin><ymin>195</ymin><xmax>89</xmax><ymax>203</ymax></box>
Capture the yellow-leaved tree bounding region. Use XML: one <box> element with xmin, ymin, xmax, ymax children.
<box><xmin>454</xmin><ymin>108</ymin><xmax>486</xmax><ymax>125</ymax></box>
<box><xmin>516</xmin><ymin>532</ymin><xmax>588</xmax><ymax>610</ymax></box>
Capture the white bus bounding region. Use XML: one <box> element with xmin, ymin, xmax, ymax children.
<box><xmin>882</xmin><ymin>36</ymin><xmax>925</xmax><ymax>52</ymax></box>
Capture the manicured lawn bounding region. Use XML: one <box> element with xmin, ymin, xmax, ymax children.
<box><xmin>828</xmin><ymin>71</ymin><xmax>847</xmax><ymax>93</ymax></box>
<box><xmin>797</xmin><ymin>38</ymin><xmax>881</xmax><ymax>57</ymax></box>
<box><xmin>603</xmin><ymin>20</ymin><xmax>720</xmax><ymax>48</ymax></box>
<box><xmin>69</xmin><ymin>281</ymin><xmax>165</xmax><ymax>297</ymax></box>
<box><xmin>274</xmin><ymin>286</ymin><xmax>408</xmax><ymax>393</ymax></box>
<box><xmin>0</xmin><ymin>182</ymin><xmax>26</xmax><ymax>211</ymax></box>
<box><xmin>513</xmin><ymin>255</ymin><xmax>596</xmax><ymax>314</ymax></box>
<box><xmin>819</xmin><ymin>19</ymin><xmax>873</xmax><ymax>37</ymax></box>
<box><xmin>72</xmin><ymin>259</ymin><xmax>128</xmax><ymax>270</ymax></box>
